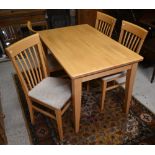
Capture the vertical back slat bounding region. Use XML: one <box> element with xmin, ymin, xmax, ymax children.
<box><xmin>105</xmin><ymin>23</ymin><xmax>109</xmax><ymax>35</ymax></box>
<box><xmin>32</xmin><ymin>46</ymin><xmax>43</xmax><ymax>80</ymax></box>
<box><xmin>127</xmin><ymin>34</ymin><xmax>134</xmax><ymax>49</ymax></box>
<box><xmin>16</xmin><ymin>55</ymin><xmax>33</xmax><ymax>90</ymax></box>
<box><xmin>102</xmin><ymin>22</ymin><xmax>107</xmax><ymax>34</ymax></box>
<box><xmin>132</xmin><ymin>37</ymin><xmax>140</xmax><ymax>52</ymax></box>
<box><xmin>130</xmin><ymin>35</ymin><xmax>137</xmax><ymax>50</ymax></box>
<box><xmin>6</xmin><ymin>33</ymin><xmax>48</xmax><ymax>93</ymax></box>
<box><xmin>100</xmin><ymin>20</ymin><xmax>103</xmax><ymax>31</ymax></box>
<box><xmin>103</xmin><ymin>23</ymin><xmax>106</xmax><ymax>34</ymax></box>
<box><xmin>119</xmin><ymin>20</ymin><xmax>148</xmax><ymax>53</ymax></box>
<box><xmin>106</xmin><ymin>25</ymin><xmax>111</xmax><ymax>36</ymax></box>
<box><xmin>24</xmin><ymin>48</ymin><xmax>38</xmax><ymax>85</ymax></box>
<box><xmin>28</xmin><ymin>47</ymin><xmax>41</xmax><ymax>83</ymax></box>
<box><xmin>95</xmin><ymin>11</ymin><xmax>116</xmax><ymax>37</ymax></box>
<box><xmin>122</xmin><ymin>31</ymin><xmax>128</xmax><ymax>45</ymax></box>
<box><xmin>100</xmin><ymin>21</ymin><xmax>104</xmax><ymax>32</ymax></box>
<box><xmin>19</xmin><ymin>51</ymin><xmax>35</xmax><ymax>88</ymax></box>
<box><xmin>125</xmin><ymin>32</ymin><xmax>131</xmax><ymax>47</ymax></box>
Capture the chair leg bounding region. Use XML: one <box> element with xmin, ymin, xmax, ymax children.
<box><xmin>27</xmin><ymin>98</ymin><xmax>35</xmax><ymax>124</ymax></box>
<box><xmin>100</xmin><ymin>80</ymin><xmax>107</xmax><ymax>111</ymax></box>
<box><xmin>55</xmin><ymin>110</ymin><xmax>63</xmax><ymax>141</ymax></box>
<box><xmin>151</xmin><ymin>66</ymin><xmax>155</xmax><ymax>83</ymax></box>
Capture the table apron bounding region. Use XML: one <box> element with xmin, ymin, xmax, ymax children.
<box><xmin>81</xmin><ymin>64</ymin><xmax>132</xmax><ymax>82</ymax></box>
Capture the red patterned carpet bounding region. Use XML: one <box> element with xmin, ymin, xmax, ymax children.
<box><xmin>14</xmin><ymin>74</ymin><xmax>155</xmax><ymax>144</ymax></box>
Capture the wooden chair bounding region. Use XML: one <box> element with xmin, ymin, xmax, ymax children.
<box><xmin>27</xmin><ymin>21</ymin><xmax>37</xmax><ymax>33</ymax></box>
<box><xmin>95</xmin><ymin>11</ymin><xmax>116</xmax><ymax>37</ymax></box>
<box><xmin>6</xmin><ymin>33</ymin><xmax>71</xmax><ymax>140</ymax></box>
<box><xmin>27</xmin><ymin>21</ymin><xmax>62</xmax><ymax>75</ymax></box>
<box><xmin>86</xmin><ymin>12</ymin><xmax>117</xmax><ymax>92</ymax></box>
<box><xmin>100</xmin><ymin>20</ymin><xmax>148</xmax><ymax>111</ymax></box>
<box><xmin>0</xmin><ymin>24</ymin><xmax>23</xmax><ymax>47</ymax></box>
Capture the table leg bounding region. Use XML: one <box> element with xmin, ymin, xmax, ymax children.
<box><xmin>72</xmin><ymin>78</ymin><xmax>82</xmax><ymax>133</ymax></box>
<box><xmin>124</xmin><ymin>63</ymin><xmax>138</xmax><ymax>114</ymax></box>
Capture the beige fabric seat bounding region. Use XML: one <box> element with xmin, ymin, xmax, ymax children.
<box><xmin>6</xmin><ymin>33</ymin><xmax>71</xmax><ymax>141</ymax></box>
<box><xmin>29</xmin><ymin>77</ymin><xmax>71</xmax><ymax>109</ymax></box>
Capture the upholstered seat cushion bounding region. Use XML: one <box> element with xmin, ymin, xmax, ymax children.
<box><xmin>102</xmin><ymin>71</ymin><xmax>126</xmax><ymax>81</ymax></box>
<box><xmin>28</xmin><ymin>77</ymin><xmax>71</xmax><ymax>109</ymax></box>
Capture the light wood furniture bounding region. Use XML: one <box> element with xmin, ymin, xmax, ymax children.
<box><xmin>27</xmin><ymin>21</ymin><xmax>62</xmax><ymax>75</ymax></box>
<box><xmin>26</xmin><ymin>20</ymin><xmax>48</xmax><ymax>34</ymax></box>
<box><xmin>95</xmin><ymin>11</ymin><xmax>116</xmax><ymax>37</ymax></box>
<box><xmin>27</xmin><ymin>21</ymin><xmax>37</xmax><ymax>33</ymax></box>
<box><xmin>6</xmin><ymin>34</ymin><xmax>71</xmax><ymax>140</ymax></box>
<box><xmin>86</xmin><ymin>11</ymin><xmax>116</xmax><ymax>92</ymax></box>
<box><xmin>38</xmin><ymin>24</ymin><xmax>143</xmax><ymax>133</ymax></box>
<box><xmin>100</xmin><ymin>20</ymin><xmax>148</xmax><ymax>111</ymax></box>
<box><xmin>119</xmin><ymin>20</ymin><xmax>148</xmax><ymax>54</ymax></box>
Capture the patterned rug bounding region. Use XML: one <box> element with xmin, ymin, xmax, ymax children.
<box><xmin>13</xmin><ymin>74</ymin><xmax>155</xmax><ymax>144</ymax></box>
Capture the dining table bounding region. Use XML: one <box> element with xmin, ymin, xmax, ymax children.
<box><xmin>38</xmin><ymin>24</ymin><xmax>143</xmax><ymax>133</ymax></box>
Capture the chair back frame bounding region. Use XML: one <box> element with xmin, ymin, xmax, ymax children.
<box><xmin>27</xmin><ymin>21</ymin><xmax>37</xmax><ymax>33</ymax></box>
<box><xmin>6</xmin><ymin>33</ymin><xmax>70</xmax><ymax>141</ymax></box>
<box><xmin>6</xmin><ymin>33</ymin><xmax>48</xmax><ymax>94</ymax></box>
<box><xmin>119</xmin><ymin>20</ymin><xmax>148</xmax><ymax>54</ymax></box>
<box><xmin>95</xmin><ymin>11</ymin><xmax>116</xmax><ymax>37</ymax></box>
<box><xmin>27</xmin><ymin>20</ymin><xmax>52</xmax><ymax>75</ymax></box>
<box><xmin>100</xmin><ymin>21</ymin><xmax>148</xmax><ymax>111</ymax></box>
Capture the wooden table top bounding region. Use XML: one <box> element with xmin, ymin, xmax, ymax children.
<box><xmin>39</xmin><ymin>24</ymin><xmax>143</xmax><ymax>79</ymax></box>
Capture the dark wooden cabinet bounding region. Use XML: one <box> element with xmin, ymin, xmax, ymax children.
<box><xmin>77</xmin><ymin>9</ymin><xmax>116</xmax><ymax>27</ymax></box>
<box><xmin>77</xmin><ymin>9</ymin><xmax>95</xmax><ymax>27</ymax></box>
<box><xmin>77</xmin><ymin>9</ymin><xmax>101</xmax><ymax>27</ymax></box>
<box><xmin>0</xmin><ymin>9</ymin><xmax>47</xmax><ymax>26</ymax></box>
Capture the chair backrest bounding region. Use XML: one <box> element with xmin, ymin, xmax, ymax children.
<box><xmin>27</xmin><ymin>21</ymin><xmax>37</xmax><ymax>33</ymax></box>
<box><xmin>119</xmin><ymin>20</ymin><xmax>148</xmax><ymax>54</ymax></box>
<box><xmin>27</xmin><ymin>21</ymin><xmax>50</xmax><ymax>74</ymax></box>
<box><xmin>95</xmin><ymin>11</ymin><xmax>116</xmax><ymax>37</ymax></box>
<box><xmin>0</xmin><ymin>24</ymin><xmax>22</xmax><ymax>46</ymax></box>
<box><xmin>6</xmin><ymin>33</ymin><xmax>48</xmax><ymax>94</ymax></box>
